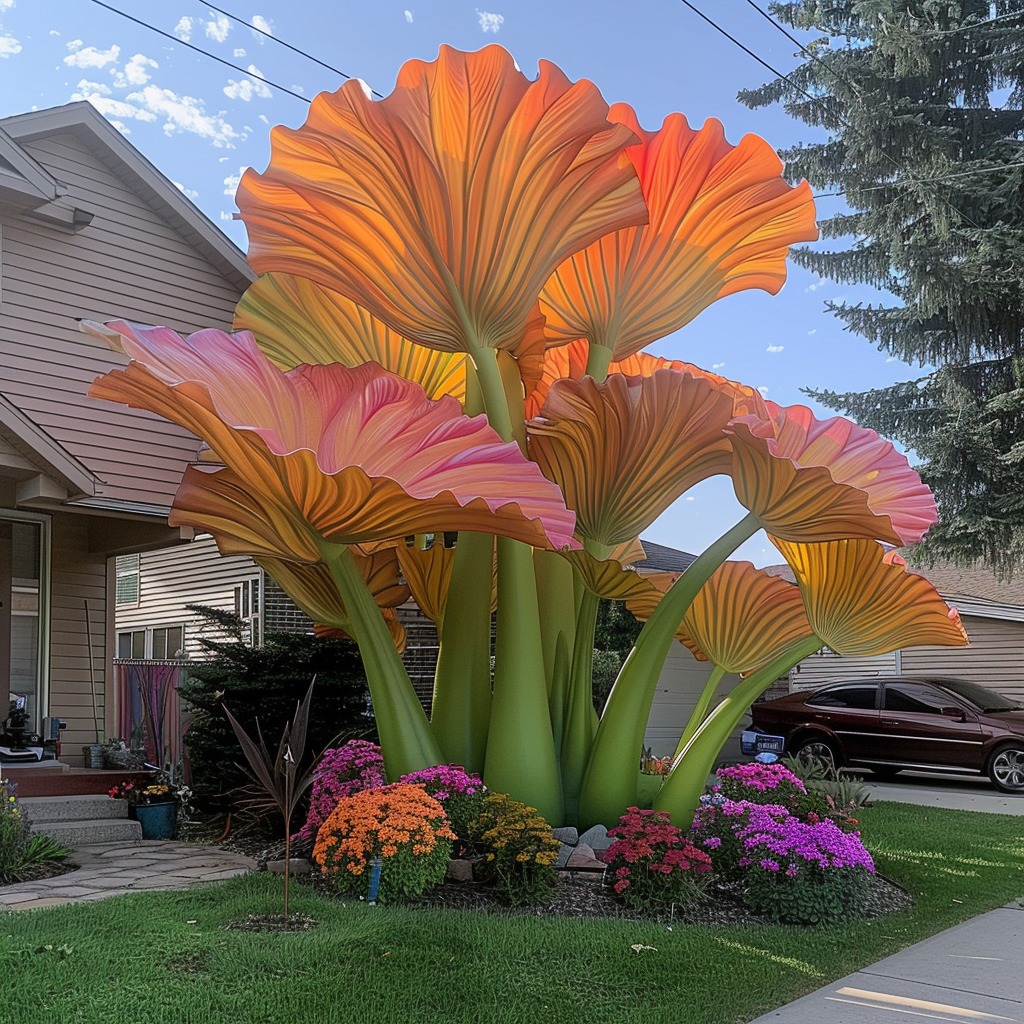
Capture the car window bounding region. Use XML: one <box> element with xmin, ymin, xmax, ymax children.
<box><xmin>932</xmin><ymin>677</ymin><xmax>1020</xmax><ymax>712</ymax></box>
<box><xmin>807</xmin><ymin>685</ymin><xmax>878</xmax><ymax>710</ymax></box>
<box><xmin>884</xmin><ymin>683</ymin><xmax>959</xmax><ymax>715</ymax></box>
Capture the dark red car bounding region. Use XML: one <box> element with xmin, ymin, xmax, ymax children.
<box><xmin>749</xmin><ymin>676</ymin><xmax>1024</xmax><ymax>793</ymax></box>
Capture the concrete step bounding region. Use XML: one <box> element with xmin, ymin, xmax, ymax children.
<box><xmin>21</xmin><ymin>794</ymin><xmax>130</xmax><ymax>823</ymax></box>
<box><xmin>29</xmin><ymin>817</ymin><xmax>142</xmax><ymax>846</ymax></box>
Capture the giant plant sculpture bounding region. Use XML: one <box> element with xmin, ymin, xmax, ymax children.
<box><xmin>89</xmin><ymin>45</ymin><xmax>967</xmax><ymax>829</ymax></box>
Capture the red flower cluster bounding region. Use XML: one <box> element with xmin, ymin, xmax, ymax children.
<box><xmin>606</xmin><ymin>806</ymin><xmax>712</xmax><ymax>910</ymax></box>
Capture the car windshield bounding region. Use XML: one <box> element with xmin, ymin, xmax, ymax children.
<box><xmin>933</xmin><ymin>677</ymin><xmax>1021</xmax><ymax>712</ymax></box>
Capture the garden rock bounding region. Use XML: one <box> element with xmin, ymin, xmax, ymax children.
<box><xmin>266</xmin><ymin>858</ymin><xmax>312</xmax><ymax>876</ymax></box>
<box><xmin>577</xmin><ymin>824</ymin><xmax>612</xmax><ymax>854</ymax></box>
<box><xmin>552</xmin><ymin>826</ymin><xmax>579</xmax><ymax>846</ymax></box>
<box><xmin>565</xmin><ymin>843</ymin><xmax>605</xmax><ymax>873</ymax></box>
<box><xmin>445</xmin><ymin>858</ymin><xmax>475</xmax><ymax>883</ymax></box>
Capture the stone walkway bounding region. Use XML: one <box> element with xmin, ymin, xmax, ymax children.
<box><xmin>0</xmin><ymin>840</ymin><xmax>255</xmax><ymax>911</ymax></box>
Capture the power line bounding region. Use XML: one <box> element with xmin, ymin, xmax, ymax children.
<box><xmin>814</xmin><ymin>160</ymin><xmax>1024</xmax><ymax>199</ymax></box>
<box><xmin>676</xmin><ymin>0</ymin><xmax>983</xmax><ymax>229</ymax></box>
<box><xmin>196</xmin><ymin>2</ymin><xmax>384</xmax><ymax>98</ymax></box>
<box><xmin>89</xmin><ymin>0</ymin><xmax>311</xmax><ymax>103</ymax></box>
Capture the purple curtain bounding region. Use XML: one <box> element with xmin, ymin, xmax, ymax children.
<box><xmin>115</xmin><ymin>662</ymin><xmax>186</xmax><ymax>767</ymax></box>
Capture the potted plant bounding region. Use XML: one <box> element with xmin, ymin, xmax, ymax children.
<box><xmin>108</xmin><ymin>772</ymin><xmax>190</xmax><ymax>840</ymax></box>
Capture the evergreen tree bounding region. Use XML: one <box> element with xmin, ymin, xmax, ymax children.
<box><xmin>740</xmin><ymin>1</ymin><xmax>1024</xmax><ymax>574</ymax></box>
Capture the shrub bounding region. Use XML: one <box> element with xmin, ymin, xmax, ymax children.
<box><xmin>294</xmin><ymin>741</ymin><xmax>387</xmax><ymax>847</ymax></box>
<box><xmin>714</xmin><ymin>763</ymin><xmax>806</xmax><ymax>804</ymax></box>
<box><xmin>312</xmin><ymin>783</ymin><xmax>455</xmax><ymax>903</ymax></box>
<box><xmin>0</xmin><ymin>779</ymin><xmax>69</xmax><ymax>883</ymax></box>
<box><xmin>692</xmin><ymin>798</ymin><xmax>875</xmax><ymax>925</ymax></box>
<box><xmin>179</xmin><ymin>612</ymin><xmax>374</xmax><ymax>804</ymax></box>
<box><xmin>606</xmin><ymin>807</ymin><xmax>712</xmax><ymax>910</ymax></box>
<box><xmin>397</xmin><ymin>765</ymin><xmax>486</xmax><ymax>841</ymax></box>
<box><xmin>466</xmin><ymin>793</ymin><xmax>561</xmax><ymax>904</ymax></box>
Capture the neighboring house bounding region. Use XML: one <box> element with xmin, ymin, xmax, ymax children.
<box><xmin>117</xmin><ymin>535</ymin><xmax>732</xmax><ymax>754</ymax></box>
<box><xmin>769</xmin><ymin>560</ymin><xmax>1024</xmax><ymax>706</ymax></box>
<box><xmin>0</xmin><ymin>101</ymin><xmax>253</xmax><ymax>764</ymax></box>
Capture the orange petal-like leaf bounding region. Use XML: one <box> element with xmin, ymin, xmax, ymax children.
<box><xmin>560</xmin><ymin>548</ymin><xmax>677</xmax><ymax>602</ymax></box>
<box><xmin>729</xmin><ymin>404</ymin><xmax>938</xmax><ymax>545</ymax></box>
<box><xmin>771</xmin><ymin>537</ymin><xmax>968</xmax><ymax>655</ymax></box>
<box><xmin>528</xmin><ymin>369</ymin><xmax>735</xmax><ymax>546</ymax></box>
<box><xmin>524</xmin><ymin>338</ymin><xmax>767</xmax><ymax>420</ymax></box>
<box><xmin>539</xmin><ymin>103</ymin><xmax>818</xmax><ymax>358</ymax></box>
<box><xmin>89</xmin><ymin>323</ymin><xmax>578</xmax><ymax>558</ymax></box>
<box><xmin>396</xmin><ymin>542</ymin><xmax>456</xmax><ymax>626</ymax></box>
<box><xmin>235</xmin><ymin>272</ymin><xmax>467</xmax><ymax>402</ymax></box>
<box><xmin>236</xmin><ymin>45</ymin><xmax>646</xmax><ymax>354</ymax></box>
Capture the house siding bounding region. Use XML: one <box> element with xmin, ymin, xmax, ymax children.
<box><xmin>0</xmin><ymin>131</ymin><xmax>238</xmax><ymax>510</ymax></box>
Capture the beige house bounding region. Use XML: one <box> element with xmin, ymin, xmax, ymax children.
<box><xmin>772</xmin><ymin>560</ymin><xmax>1024</xmax><ymax>705</ymax></box>
<box><xmin>0</xmin><ymin>102</ymin><xmax>252</xmax><ymax>764</ymax></box>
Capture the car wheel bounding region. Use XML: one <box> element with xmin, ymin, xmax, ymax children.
<box><xmin>793</xmin><ymin>737</ymin><xmax>839</xmax><ymax>774</ymax></box>
<box><xmin>987</xmin><ymin>744</ymin><xmax>1024</xmax><ymax>794</ymax></box>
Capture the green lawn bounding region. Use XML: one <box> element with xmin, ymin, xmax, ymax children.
<box><xmin>2</xmin><ymin>802</ymin><xmax>1021</xmax><ymax>1024</ymax></box>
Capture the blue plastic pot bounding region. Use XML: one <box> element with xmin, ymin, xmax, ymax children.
<box><xmin>131</xmin><ymin>801</ymin><xmax>177</xmax><ymax>840</ymax></box>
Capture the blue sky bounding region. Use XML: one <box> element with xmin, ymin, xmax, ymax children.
<box><xmin>1</xmin><ymin>1</ymin><xmax>918</xmax><ymax>565</ymax></box>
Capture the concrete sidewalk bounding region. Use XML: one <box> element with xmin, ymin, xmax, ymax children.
<box><xmin>748</xmin><ymin>899</ymin><xmax>1024</xmax><ymax>1023</ymax></box>
<box><xmin>0</xmin><ymin>840</ymin><xmax>255</xmax><ymax>911</ymax></box>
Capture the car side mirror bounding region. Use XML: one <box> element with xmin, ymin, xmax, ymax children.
<box><xmin>939</xmin><ymin>706</ymin><xmax>966</xmax><ymax>721</ymax></box>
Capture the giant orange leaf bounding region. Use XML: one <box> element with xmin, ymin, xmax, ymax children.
<box><xmin>89</xmin><ymin>323</ymin><xmax>578</xmax><ymax>561</ymax></box>
<box><xmin>622</xmin><ymin>560</ymin><xmax>811</xmax><ymax>674</ymax></box>
<box><xmin>235</xmin><ymin>273</ymin><xmax>467</xmax><ymax>402</ymax></box>
<box><xmin>396</xmin><ymin>542</ymin><xmax>457</xmax><ymax>626</ymax></box>
<box><xmin>729</xmin><ymin>404</ymin><xmax>938</xmax><ymax>546</ymax></box>
<box><xmin>236</xmin><ymin>45</ymin><xmax>646</xmax><ymax>355</ymax></box>
<box><xmin>524</xmin><ymin>339</ymin><xmax>766</xmax><ymax>419</ymax></box>
<box><xmin>771</xmin><ymin>538</ymin><xmax>969</xmax><ymax>655</ymax></box>
<box><xmin>528</xmin><ymin>369</ymin><xmax>735</xmax><ymax>546</ymax></box>
<box><xmin>560</xmin><ymin>548</ymin><xmax>677</xmax><ymax>602</ymax></box>
<box><xmin>539</xmin><ymin>103</ymin><xmax>818</xmax><ymax>359</ymax></box>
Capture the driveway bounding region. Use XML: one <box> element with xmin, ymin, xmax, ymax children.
<box><xmin>860</xmin><ymin>769</ymin><xmax>1024</xmax><ymax>815</ymax></box>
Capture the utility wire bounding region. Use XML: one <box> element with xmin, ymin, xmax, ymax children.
<box><xmin>814</xmin><ymin>160</ymin><xmax>1024</xmax><ymax>198</ymax></box>
<box><xmin>196</xmin><ymin>2</ymin><xmax>384</xmax><ymax>98</ymax></box>
<box><xmin>89</xmin><ymin>0</ymin><xmax>311</xmax><ymax>102</ymax></box>
<box><xmin>677</xmin><ymin>0</ymin><xmax>983</xmax><ymax>228</ymax></box>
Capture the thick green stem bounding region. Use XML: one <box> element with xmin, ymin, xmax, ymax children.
<box><xmin>472</xmin><ymin>347</ymin><xmax>515</xmax><ymax>441</ymax></box>
<box><xmin>653</xmin><ymin>635</ymin><xmax>823</xmax><ymax>826</ymax></box>
<box><xmin>534</xmin><ymin>550</ymin><xmax>578</xmax><ymax>742</ymax></box>
<box><xmin>323</xmin><ymin>544</ymin><xmax>442</xmax><ymax>779</ymax></box>
<box><xmin>578</xmin><ymin>513</ymin><xmax>760</xmax><ymax>828</ymax></box>
<box><xmin>673</xmin><ymin>665</ymin><xmax>728</xmax><ymax>758</ymax></box>
<box><xmin>560</xmin><ymin>586</ymin><xmax>600</xmax><ymax>823</ymax></box>
<box><xmin>430</xmin><ymin>532</ymin><xmax>494</xmax><ymax>774</ymax></box>
<box><xmin>484</xmin><ymin>537</ymin><xmax>564</xmax><ymax>825</ymax></box>
<box><xmin>586</xmin><ymin>343</ymin><xmax>613</xmax><ymax>381</ymax></box>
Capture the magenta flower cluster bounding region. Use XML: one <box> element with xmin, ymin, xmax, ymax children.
<box><xmin>715</xmin><ymin>763</ymin><xmax>806</xmax><ymax>794</ymax></box>
<box><xmin>606</xmin><ymin>806</ymin><xmax>712</xmax><ymax>908</ymax></box>
<box><xmin>736</xmin><ymin>801</ymin><xmax>874</xmax><ymax>875</ymax></box>
<box><xmin>295</xmin><ymin>739</ymin><xmax>387</xmax><ymax>845</ymax></box>
<box><xmin>398</xmin><ymin>765</ymin><xmax>484</xmax><ymax>801</ymax></box>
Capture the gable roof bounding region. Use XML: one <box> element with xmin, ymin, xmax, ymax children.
<box><xmin>0</xmin><ymin>125</ymin><xmax>61</xmax><ymax>208</ymax></box>
<box><xmin>634</xmin><ymin>539</ymin><xmax>697</xmax><ymax>574</ymax></box>
<box><xmin>0</xmin><ymin>102</ymin><xmax>254</xmax><ymax>293</ymax></box>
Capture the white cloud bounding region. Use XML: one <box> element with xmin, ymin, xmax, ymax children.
<box><xmin>804</xmin><ymin>276</ymin><xmax>828</xmax><ymax>293</ymax></box>
<box><xmin>0</xmin><ymin>1</ymin><xmax>16</xmax><ymax>11</ymax></box>
<box><xmin>64</xmin><ymin>44</ymin><xmax>121</xmax><ymax>69</ymax></box>
<box><xmin>711</xmin><ymin>362</ymin><xmax>725</xmax><ymax>370</ymax></box>
<box><xmin>685</xmin><ymin>496</ymin><xmax>695</xmax><ymax>502</ymax></box>
<box><xmin>111</xmin><ymin>53</ymin><xmax>158</xmax><ymax>88</ymax></box>
<box><xmin>477</xmin><ymin>10</ymin><xmax>504</xmax><ymax>32</ymax></box>
<box><xmin>66</xmin><ymin>39</ymin><xmax>83</xmax><ymax>51</ymax></box>
<box><xmin>251</xmin><ymin>14</ymin><xmax>273</xmax><ymax>39</ymax></box>
<box><xmin>70</xmin><ymin>83</ymin><xmax>157</xmax><ymax>125</ymax></box>
<box><xmin>218</xmin><ymin>211</ymin><xmax>234</xmax><ymax>221</ymax></box>
<box><xmin>0</xmin><ymin>33</ymin><xmax>20</xmax><ymax>57</ymax></box>
<box><xmin>766</xmin><ymin>344</ymin><xmax>784</xmax><ymax>354</ymax></box>
<box><xmin>258</xmin><ymin>113</ymin><xmax>269</xmax><ymax>123</ymax></box>
<box><xmin>223</xmin><ymin>166</ymin><xmax>249</xmax><ymax>195</ymax></box>
<box><xmin>807</xmin><ymin>329</ymin><xmax>817</xmax><ymax>336</ymax></box>
<box><xmin>173</xmin><ymin>181</ymin><xmax>200</xmax><ymax>201</ymax></box>
<box><xmin>126</xmin><ymin>85</ymin><xmax>244</xmax><ymax>147</ymax></box>
<box><xmin>49</xmin><ymin>29</ymin><xmax>60</xmax><ymax>37</ymax></box>
<box><xmin>173</xmin><ymin>17</ymin><xmax>193</xmax><ymax>42</ymax></box>
<box><xmin>757</xmin><ymin>385</ymin><xmax>770</xmax><ymax>396</ymax></box>
<box><xmin>233</xmin><ymin>48</ymin><xmax>246</xmax><ymax>58</ymax></box>
<box><xmin>107</xmin><ymin>119</ymin><xmax>131</xmax><ymax>136</ymax></box>
<box><xmin>205</xmin><ymin>14</ymin><xmax>230</xmax><ymax>43</ymax></box>
<box><xmin>405</xmin><ymin>10</ymin><xmax>414</xmax><ymax>22</ymax></box>
<box><xmin>885</xmin><ymin>356</ymin><xmax>897</xmax><ymax>363</ymax></box>
<box><xmin>224</xmin><ymin>66</ymin><xmax>271</xmax><ymax>101</ymax></box>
